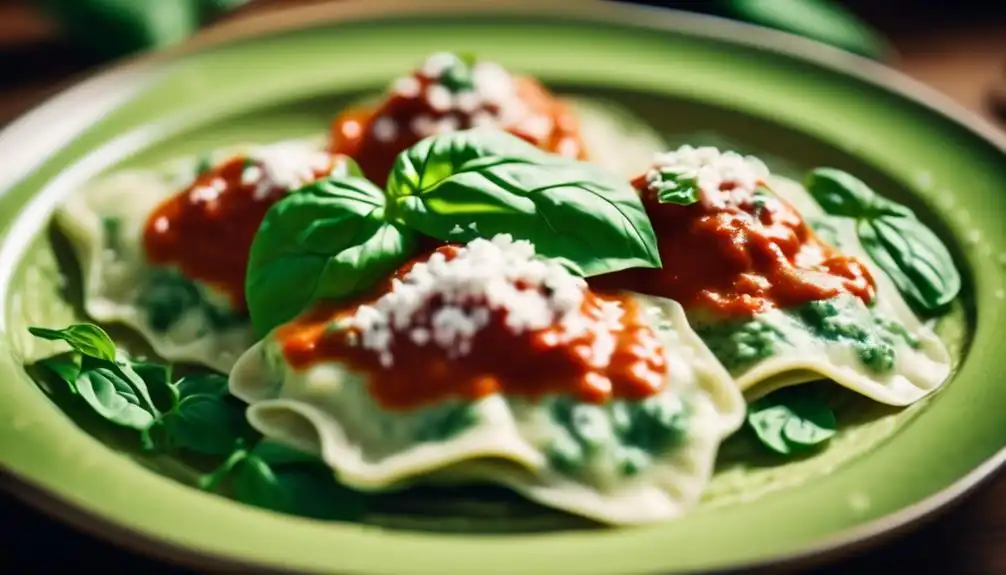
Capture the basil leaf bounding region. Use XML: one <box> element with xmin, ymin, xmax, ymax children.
<box><xmin>161</xmin><ymin>394</ymin><xmax>247</xmax><ymax>455</ymax></box>
<box><xmin>132</xmin><ymin>361</ymin><xmax>177</xmax><ymax>412</ymax></box>
<box><xmin>232</xmin><ymin>445</ymin><xmax>369</xmax><ymax>520</ymax></box>
<box><xmin>806</xmin><ymin>168</ymin><xmax>961</xmax><ymax>314</ymax></box>
<box><xmin>859</xmin><ymin>217</ymin><xmax>960</xmax><ymax>313</ymax></box>
<box><xmin>804</xmin><ymin>168</ymin><xmax>877</xmax><ymax>218</ymax></box>
<box><xmin>723</xmin><ymin>0</ymin><xmax>888</xmax><ymax>60</ymax></box>
<box><xmin>75</xmin><ymin>362</ymin><xmax>159</xmax><ymax>430</ymax></box>
<box><xmin>648</xmin><ymin>167</ymin><xmax>700</xmax><ymax>206</ymax></box>
<box><xmin>37</xmin><ymin>354</ymin><xmax>82</xmax><ymax>393</ymax></box>
<box><xmin>150</xmin><ymin>373</ymin><xmax>258</xmax><ymax>455</ymax></box>
<box><xmin>387</xmin><ymin>129</ymin><xmax>661</xmax><ymax>276</ymax></box>
<box><xmin>747</xmin><ymin>386</ymin><xmax>836</xmax><ymax>455</ymax></box>
<box><xmin>246</xmin><ymin>176</ymin><xmax>418</xmax><ymax>336</ymax></box>
<box><xmin>175</xmin><ymin>372</ymin><xmax>228</xmax><ymax>397</ymax></box>
<box><xmin>28</xmin><ymin>323</ymin><xmax>116</xmax><ymax>362</ymax></box>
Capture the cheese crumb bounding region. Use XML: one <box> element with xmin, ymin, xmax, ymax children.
<box><xmin>350</xmin><ymin>234</ymin><xmax>587</xmax><ymax>366</ymax></box>
<box><xmin>372</xmin><ymin>117</ymin><xmax>398</xmax><ymax>143</ymax></box>
<box><xmin>392</xmin><ymin>76</ymin><xmax>421</xmax><ymax>98</ymax></box>
<box><xmin>647</xmin><ymin>145</ymin><xmax>770</xmax><ymax>198</ymax></box>
<box><xmin>249</xmin><ymin>142</ymin><xmax>331</xmax><ymax>192</ymax></box>
<box><xmin>421</xmin><ymin>52</ymin><xmax>459</xmax><ymax>78</ymax></box>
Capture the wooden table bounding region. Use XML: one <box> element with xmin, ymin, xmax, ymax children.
<box><xmin>1</xmin><ymin>1</ymin><xmax>1004</xmax><ymax>573</ymax></box>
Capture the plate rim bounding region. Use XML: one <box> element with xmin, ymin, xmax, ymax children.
<box><xmin>0</xmin><ymin>1</ymin><xmax>1003</xmax><ymax>573</ymax></box>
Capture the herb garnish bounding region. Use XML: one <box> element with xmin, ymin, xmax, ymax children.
<box><xmin>805</xmin><ymin>168</ymin><xmax>960</xmax><ymax>314</ymax></box>
<box><xmin>245</xmin><ymin>176</ymin><xmax>417</xmax><ymax>337</ymax></box>
<box><xmin>746</xmin><ymin>386</ymin><xmax>837</xmax><ymax>456</ymax></box>
<box><xmin>28</xmin><ymin>322</ymin><xmax>368</xmax><ymax>519</ymax></box>
<box><xmin>246</xmin><ymin>128</ymin><xmax>660</xmax><ymax>335</ymax></box>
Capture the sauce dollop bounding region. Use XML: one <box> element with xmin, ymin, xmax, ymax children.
<box><xmin>277</xmin><ymin>242</ymin><xmax>668</xmax><ymax>411</ymax></box>
<box><xmin>143</xmin><ymin>148</ymin><xmax>346</xmax><ymax>311</ymax></box>
<box><xmin>330</xmin><ymin>53</ymin><xmax>586</xmax><ymax>185</ymax></box>
<box><xmin>592</xmin><ymin>164</ymin><xmax>876</xmax><ymax>317</ymax></box>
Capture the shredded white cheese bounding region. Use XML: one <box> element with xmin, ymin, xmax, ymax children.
<box><xmin>647</xmin><ymin>145</ymin><xmax>770</xmax><ymax>198</ymax></box>
<box><xmin>246</xmin><ymin>142</ymin><xmax>332</xmax><ymax>193</ymax></box>
<box><xmin>350</xmin><ymin>234</ymin><xmax>589</xmax><ymax>367</ymax></box>
<box><xmin>387</xmin><ymin>54</ymin><xmax>536</xmax><ymax>137</ymax></box>
<box><xmin>372</xmin><ymin>117</ymin><xmax>398</xmax><ymax>143</ymax></box>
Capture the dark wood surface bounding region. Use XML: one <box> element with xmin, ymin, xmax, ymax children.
<box><xmin>0</xmin><ymin>0</ymin><xmax>1004</xmax><ymax>573</ymax></box>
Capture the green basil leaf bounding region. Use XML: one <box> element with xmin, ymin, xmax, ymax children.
<box><xmin>747</xmin><ymin>386</ymin><xmax>836</xmax><ymax>455</ymax></box>
<box><xmin>28</xmin><ymin>323</ymin><xmax>116</xmax><ymax>362</ymax></box>
<box><xmin>387</xmin><ymin>129</ymin><xmax>661</xmax><ymax>276</ymax></box>
<box><xmin>37</xmin><ymin>354</ymin><xmax>83</xmax><ymax>393</ymax></box>
<box><xmin>131</xmin><ymin>361</ymin><xmax>177</xmax><ymax>412</ymax></box>
<box><xmin>804</xmin><ymin>168</ymin><xmax>877</xmax><ymax>218</ymax></box>
<box><xmin>649</xmin><ymin>167</ymin><xmax>701</xmax><ymax>205</ymax></box>
<box><xmin>75</xmin><ymin>363</ymin><xmax>158</xmax><ymax>430</ymax></box>
<box><xmin>746</xmin><ymin>403</ymin><xmax>793</xmax><ymax>455</ymax></box>
<box><xmin>161</xmin><ymin>394</ymin><xmax>247</xmax><ymax>455</ymax></box>
<box><xmin>859</xmin><ymin>217</ymin><xmax>961</xmax><ymax>313</ymax></box>
<box><xmin>176</xmin><ymin>372</ymin><xmax>228</xmax><ymax>397</ymax></box>
<box><xmin>233</xmin><ymin>450</ymin><xmax>368</xmax><ymax>521</ymax></box>
<box><xmin>150</xmin><ymin>373</ymin><xmax>258</xmax><ymax>455</ymax></box>
<box><xmin>806</xmin><ymin>168</ymin><xmax>960</xmax><ymax>314</ymax></box>
<box><xmin>722</xmin><ymin>0</ymin><xmax>889</xmax><ymax>60</ymax></box>
<box><xmin>246</xmin><ymin>176</ymin><xmax>418</xmax><ymax>337</ymax></box>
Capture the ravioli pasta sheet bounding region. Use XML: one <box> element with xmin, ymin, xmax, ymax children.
<box><xmin>689</xmin><ymin>175</ymin><xmax>952</xmax><ymax>406</ymax></box>
<box><xmin>55</xmin><ymin>139</ymin><xmax>330</xmax><ymax>372</ymax></box>
<box><xmin>564</xmin><ymin>97</ymin><xmax>667</xmax><ymax>177</ymax></box>
<box><xmin>228</xmin><ymin>295</ymin><xmax>745</xmax><ymax>525</ymax></box>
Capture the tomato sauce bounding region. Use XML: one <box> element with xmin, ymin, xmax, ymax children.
<box><xmin>591</xmin><ymin>174</ymin><xmax>876</xmax><ymax>317</ymax></box>
<box><xmin>276</xmin><ymin>247</ymin><xmax>667</xmax><ymax>411</ymax></box>
<box><xmin>142</xmin><ymin>153</ymin><xmax>344</xmax><ymax>311</ymax></box>
<box><xmin>330</xmin><ymin>61</ymin><xmax>586</xmax><ymax>185</ymax></box>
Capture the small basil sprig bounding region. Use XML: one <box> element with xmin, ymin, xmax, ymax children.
<box><xmin>29</xmin><ymin>324</ymin><xmax>117</xmax><ymax>362</ymax></box>
<box><xmin>647</xmin><ymin>166</ymin><xmax>701</xmax><ymax>206</ymax></box>
<box><xmin>28</xmin><ymin>322</ymin><xmax>255</xmax><ymax>452</ymax></box>
<box><xmin>245</xmin><ymin>177</ymin><xmax>418</xmax><ymax>337</ymax></box>
<box><xmin>747</xmin><ymin>386</ymin><xmax>836</xmax><ymax>456</ymax></box>
<box><xmin>145</xmin><ymin>373</ymin><xmax>260</xmax><ymax>455</ymax></box>
<box><xmin>386</xmin><ymin>129</ymin><xmax>661</xmax><ymax>276</ymax></box>
<box><xmin>200</xmin><ymin>440</ymin><xmax>369</xmax><ymax>520</ymax></box>
<box><xmin>28</xmin><ymin>322</ymin><xmax>366</xmax><ymax>521</ymax></box>
<box><xmin>30</xmin><ymin>324</ymin><xmax>160</xmax><ymax>429</ymax></box>
<box><xmin>805</xmin><ymin>168</ymin><xmax>961</xmax><ymax>314</ymax></box>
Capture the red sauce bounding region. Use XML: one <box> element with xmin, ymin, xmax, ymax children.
<box><xmin>142</xmin><ymin>153</ymin><xmax>344</xmax><ymax>311</ymax></box>
<box><xmin>591</xmin><ymin>175</ymin><xmax>876</xmax><ymax>317</ymax></box>
<box><xmin>276</xmin><ymin>246</ymin><xmax>667</xmax><ymax>411</ymax></box>
<box><xmin>330</xmin><ymin>70</ymin><xmax>586</xmax><ymax>185</ymax></box>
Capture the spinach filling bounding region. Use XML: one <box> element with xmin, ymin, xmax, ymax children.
<box><xmin>546</xmin><ymin>393</ymin><xmax>690</xmax><ymax>479</ymax></box>
<box><xmin>798</xmin><ymin>297</ymin><xmax>919</xmax><ymax>372</ymax></box>
<box><xmin>697</xmin><ymin>294</ymin><xmax>919</xmax><ymax>374</ymax></box>
<box><xmin>136</xmin><ymin>268</ymin><xmax>246</xmax><ymax>333</ymax></box>
<box><xmin>415</xmin><ymin>403</ymin><xmax>478</xmax><ymax>443</ymax></box>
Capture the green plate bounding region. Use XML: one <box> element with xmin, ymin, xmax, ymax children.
<box><xmin>0</xmin><ymin>1</ymin><xmax>1004</xmax><ymax>573</ymax></box>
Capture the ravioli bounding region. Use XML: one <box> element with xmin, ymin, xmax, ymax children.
<box><xmin>229</xmin><ymin>235</ymin><xmax>744</xmax><ymax>524</ymax></box>
<box><xmin>593</xmin><ymin>146</ymin><xmax>952</xmax><ymax>406</ymax></box>
<box><xmin>56</xmin><ymin>139</ymin><xmax>352</xmax><ymax>372</ymax></box>
<box><xmin>328</xmin><ymin>51</ymin><xmax>664</xmax><ymax>184</ymax></box>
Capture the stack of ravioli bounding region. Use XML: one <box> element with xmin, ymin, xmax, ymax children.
<box><xmin>41</xmin><ymin>52</ymin><xmax>958</xmax><ymax>526</ymax></box>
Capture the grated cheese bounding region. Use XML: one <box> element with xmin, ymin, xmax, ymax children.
<box><xmin>350</xmin><ymin>234</ymin><xmax>589</xmax><ymax>367</ymax></box>
<box><xmin>646</xmin><ymin>145</ymin><xmax>770</xmax><ymax>199</ymax></box>
<box><xmin>246</xmin><ymin>142</ymin><xmax>333</xmax><ymax>193</ymax></box>
<box><xmin>386</xmin><ymin>53</ymin><xmax>539</xmax><ymax>139</ymax></box>
<box><xmin>372</xmin><ymin>117</ymin><xmax>398</xmax><ymax>143</ymax></box>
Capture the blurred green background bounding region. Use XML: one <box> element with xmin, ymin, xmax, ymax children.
<box><xmin>35</xmin><ymin>0</ymin><xmax>892</xmax><ymax>61</ymax></box>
